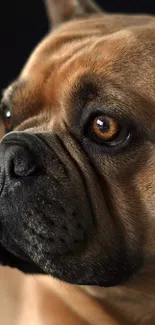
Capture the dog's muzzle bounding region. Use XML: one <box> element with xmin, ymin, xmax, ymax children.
<box><xmin>0</xmin><ymin>132</ymin><xmax>92</xmax><ymax>275</ymax></box>
<box><xmin>0</xmin><ymin>132</ymin><xmax>44</xmax><ymax>270</ymax></box>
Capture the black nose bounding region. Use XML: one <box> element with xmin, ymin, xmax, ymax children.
<box><xmin>0</xmin><ymin>133</ymin><xmax>39</xmax><ymax>178</ymax></box>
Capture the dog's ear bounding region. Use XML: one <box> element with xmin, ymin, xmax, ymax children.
<box><xmin>44</xmin><ymin>0</ymin><xmax>102</xmax><ymax>28</ymax></box>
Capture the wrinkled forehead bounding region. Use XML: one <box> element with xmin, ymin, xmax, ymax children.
<box><xmin>3</xmin><ymin>21</ymin><xmax>155</xmax><ymax>134</ymax></box>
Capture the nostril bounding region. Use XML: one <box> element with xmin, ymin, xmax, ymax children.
<box><xmin>12</xmin><ymin>146</ymin><xmax>36</xmax><ymax>177</ymax></box>
<box><xmin>2</xmin><ymin>143</ymin><xmax>37</xmax><ymax>178</ymax></box>
<box><xmin>0</xmin><ymin>133</ymin><xmax>44</xmax><ymax>181</ymax></box>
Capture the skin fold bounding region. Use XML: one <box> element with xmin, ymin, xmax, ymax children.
<box><xmin>1</xmin><ymin>0</ymin><xmax>155</xmax><ymax>324</ymax></box>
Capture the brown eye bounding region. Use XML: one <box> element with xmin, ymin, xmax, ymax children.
<box><xmin>4</xmin><ymin>108</ymin><xmax>12</xmax><ymax>130</ymax></box>
<box><xmin>1</xmin><ymin>104</ymin><xmax>13</xmax><ymax>133</ymax></box>
<box><xmin>92</xmin><ymin>116</ymin><xmax>119</xmax><ymax>140</ymax></box>
<box><xmin>90</xmin><ymin>115</ymin><xmax>130</xmax><ymax>146</ymax></box>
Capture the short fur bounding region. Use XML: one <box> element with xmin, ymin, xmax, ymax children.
<box><xmin>0</xmin><ymin>0</ymin><xmax>155</xmax><ymax>324</ymax></box>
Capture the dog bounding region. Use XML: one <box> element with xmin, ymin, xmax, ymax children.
<box><xmin>0</xmin><ymin>0</ymin><xmax>155</xmax><ymax>323</ymax></box>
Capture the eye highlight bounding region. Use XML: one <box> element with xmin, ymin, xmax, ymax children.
<box><xmin>4</xmin><ymin>107</ymin><xmax>13</xmax><ymax>131</ymax></box>
<box><xmin>88</xmin><ymin>115</ymin><xmax>131</xmax><ymax>147</ymax></box>
<box><xmin>0</xmin><ymin>103</ymin><xmax>13</xmax><ymax>133</ymax></box>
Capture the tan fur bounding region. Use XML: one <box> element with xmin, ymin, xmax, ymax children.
<box><xmin>1</xmin><ymin>0</ymin><xmax>155</xmax><ymax>324</ymax></box>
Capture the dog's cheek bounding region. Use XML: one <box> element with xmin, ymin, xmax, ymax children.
<box><xmin>81</xmin><ymin>139</ymin><xmax>155</xmax><ymax>259</ymax></box>
<box><xmin>107</xmin><ymin>152</ymin><xmax>155</xmax><ymax>263</ymax></box>
<box><xmin>132</xmin><ymin>153</ymin><xmax>155</xmax><ymax>259</ymax></box>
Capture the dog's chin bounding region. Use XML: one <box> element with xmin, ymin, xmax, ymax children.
<box><xmin>0</xmin><ymin>223</ymin><xmax>140</xmax><ymax>287</ymax></box>
<box><xmin>0</xmin><ymin>239</ymin><xmax>138</xmax><ymax>287</ymax></box>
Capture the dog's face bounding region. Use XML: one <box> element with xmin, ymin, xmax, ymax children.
<box><xmin>0</xmin><ymin>0</ymin><xmax>155</xmax><ymax>287</ymax></box>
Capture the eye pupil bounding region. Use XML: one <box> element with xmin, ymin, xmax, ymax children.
<box><xmin>96</xmin><ymin>118</ymin><xmax>110</xmax><ymax>132</ymax></box>
<box><xmin>92</xmin><ymin>115</ymin><xmax>119</xmax><ymax>142</ymax></box>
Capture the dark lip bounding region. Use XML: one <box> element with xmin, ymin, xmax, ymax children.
<box><xmin>0</xmin><ymin>243</ymin><xmax>45</xmax><ymax>274</ymax></box>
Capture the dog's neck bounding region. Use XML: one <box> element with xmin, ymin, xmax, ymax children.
<box><xmin>82</xmin><ymin>264</ymin><xmax>155</xmax><ymax>324</ymax></box>
<box><xmin>37</xmin><ymin>264</ymin><xmax>155</xmax><ymax>325</ymax></box>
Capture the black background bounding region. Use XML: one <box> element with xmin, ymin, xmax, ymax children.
<box><xmin>0</xmin><ymin>0</ymin><xmax>155</xmax><ymax>94</ymax></box>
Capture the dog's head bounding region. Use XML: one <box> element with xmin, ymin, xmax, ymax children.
<box><xmin>0</xmin><ymin>0</ymin><xmax>155</xmax><ymax>287</ymax></box>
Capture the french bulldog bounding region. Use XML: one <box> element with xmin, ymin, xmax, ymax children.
<box><xmin>1</xmin><ymin>0</ymin><xmax>155</xmax><ymax>324</ymax></box>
